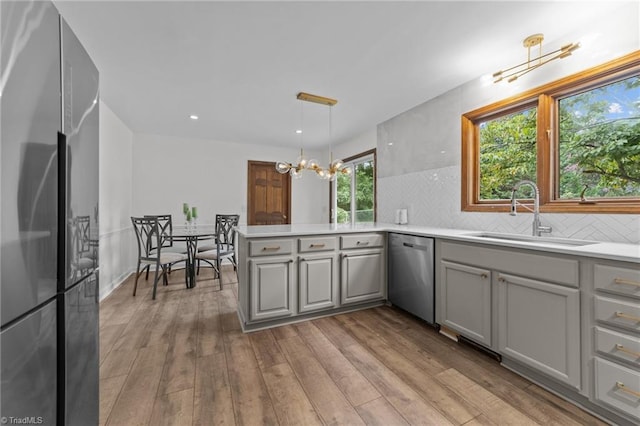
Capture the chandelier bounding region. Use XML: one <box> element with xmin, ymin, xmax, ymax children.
<box><xmin>275</xmin><ymin>92</ymin><xmax>351</xmax><ymax>181</ymax></box>
<box><xmin>493</xmin><ymin>34</ymin><xmax>580</xmax><ymax>83</ymax></box>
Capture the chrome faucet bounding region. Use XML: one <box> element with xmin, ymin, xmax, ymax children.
<box><xmin>510</xmin><ymin>180</ymin><xmax>552</xmax><ymax>237</ymax></box>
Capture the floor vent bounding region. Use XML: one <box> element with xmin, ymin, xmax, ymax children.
<box><xmin>458</xmin><ymin>335</ymin><xmax>502</xmax><ymax>362</ymax></box>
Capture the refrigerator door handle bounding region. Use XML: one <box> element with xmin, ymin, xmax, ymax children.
<box><xmin>57</xmin><ymin>131</ymin><xmax>68</xmax><ymax>289</ymax></box>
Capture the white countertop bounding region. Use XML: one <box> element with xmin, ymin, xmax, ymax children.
<box><xmin>235</xmin><ymin>222</ymin><xmax>640</xmax><ymax>263</ymax></box>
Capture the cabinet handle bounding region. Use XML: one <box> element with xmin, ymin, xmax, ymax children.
<box><xmin>615</xmin><ymin>311</ymin><xmax>640</xmax><ymax>323</ymax></box>
<box><xmin>262</xmin><ymin>246</ymin><xmax>281</xmax><ymax>251</ymax></box>
<box><xmin>481</xmin><ymin>273</ymin><xmax>488</xmax><ymax>279</ymax></box>
<box><xmin>498</xmin><ymin>276</ymin><xmax>505</xmax><ymax>282</ymax></box>
<box><xmin>356</xmin><ymin>241</ymin><xmax>369</xmax><ymax>246</ymax></box>
<box><xmin>288</xmin><ymin>259</ymin><xmax>294</xmax><ymax>263</ymax></box>
<box><xmin>310</xmin><ymin>243</ymin><xmax>325</xmax><ymax>248</ymax></box>
<box><xmin>615</xmin><ymin>344</ymin><xmax>640</xmax><ymax>359</ymax></box>
<box><xmin>616</xmin><ymin>381</ymin><xmax>640</xmax><ymax>399</ymax></box>
<box><xmin>614</xmin><ymin>278</ymin><xmax>640</xmax><ymax>287</ymax></box>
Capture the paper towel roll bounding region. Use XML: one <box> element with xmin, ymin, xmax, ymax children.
<box><xmin>399</xmin><ymin>209</ymin><xmax>408</xmax><ymax>224</ymax></box>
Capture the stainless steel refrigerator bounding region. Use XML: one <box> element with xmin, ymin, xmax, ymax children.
<box><xmin>1</xmin><ymin>1</ymin><xmax>99</xmax><ymax>424</ymax></box>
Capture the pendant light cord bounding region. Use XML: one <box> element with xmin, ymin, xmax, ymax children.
<box><xmin>329</xmin><ymin>104</ymin><xmax>333</xmax><ymax>163</ymax></box>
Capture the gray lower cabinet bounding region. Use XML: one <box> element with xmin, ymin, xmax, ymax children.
<box><xmin>298</xmin><ymin>253</ymin><xmax>338</xmax><ymax>313</ymax></box>
<box><xmin>238</xmin><ymin>233</ymin><xmax>386</xmax><ymax>329</ymax></box>
<box><xmin>440</xmin><ymin>260</ymin><xmax>492</xmax><ymax>346</ymax></box>
<box><xmin>591</xmin><ymin>261</ymin><xmax>640</xmax><ymax>423</ymax></box>
<box><xmin>438</xmin><ymin>241</ymin><xmax>582</xmax><ymax>389</ymax></box>
<box><xmin>249</xmin><ymin>256</ymin><xmax>295</xmax><ymax>321</ymax></box>
<box><xmin>497</xmin><ymin>272</ymin><xmax>581</xmax><ymax>389</ymax></box>
<box><xmin>341</xmin><ymin>249</ymin><xmax>385</xmax><ymax>305</ymax></box>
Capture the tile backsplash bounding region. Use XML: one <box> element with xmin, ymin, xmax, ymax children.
<box><xmin>378</xmin><ymin>165</ymin><xmax>640</xmax><ymax>245</ymax></box>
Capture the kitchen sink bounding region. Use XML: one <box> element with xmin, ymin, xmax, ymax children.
<box><xmin>463</xmin><ymin>232</ymin><xmax>598</xmax><ymax>247</ymax></box>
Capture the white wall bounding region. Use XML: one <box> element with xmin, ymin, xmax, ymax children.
<box><xmin>377</xmin><ymin>3</ymin><xmax>640</xmax><ymax>244</ymax></box>
<box><xmin>132</xmin><ymin>133</ymin><xmax>329</xmax><ymax>225</ymax></box>
<box><xmin>99</xmin><ymin>101</ymin><xmax>135</xmax><ymax>299</ymax></box>
<box><xmin>333</xmin><ymin>128</ymin><xmax>377</xmax><ymax>160</ymax></box>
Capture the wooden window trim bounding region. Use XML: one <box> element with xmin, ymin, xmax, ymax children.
<box><xmin>462</xmin><ymin>50</ymin><xmax>640</xmax><ymax>214</ymax></box>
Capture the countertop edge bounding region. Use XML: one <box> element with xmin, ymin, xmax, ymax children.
<box><xmin>235</xmin><ymin>223</ymin><xmax>640</xmax><ymax>264</ymax></box>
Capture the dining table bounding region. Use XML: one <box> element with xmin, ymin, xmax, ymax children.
<box><xmin>172</xmin><ymin>224</ymin><xmax>217</xmax><ymax>289</ymax></box>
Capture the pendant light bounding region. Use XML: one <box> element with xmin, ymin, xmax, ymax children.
<box><xmin>318</xmin><ymin>102</ymin><xmax>350</xmax><ymax>181</ymax></box>
<box><xmin>276</xmin><ymin>99</ymin><xmax>309</xmax><ymax>178</ymax></box>
<box><xmin>276</xmin><ymin>91</ymin><xmax>350</xmax><ymax>180</ymax></box>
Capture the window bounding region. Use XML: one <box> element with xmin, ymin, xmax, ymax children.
<box><xmin>462</xmin><ymin>51</ymin><xmax>640</xmax><ymax>213</ymax></box>
<box><xmin>479</xmin><ymin>106</ymin><xmax>537</xmax><ymax>200</ymax></box>
<box><xmin>332</xmin><ymin>149</ymin><xmax>376</xmax><ymax>224</ymax></box>
<box><xmin>557</xmin><ymin>78</ymin><xmax>640</xmax><ymax>200</ymax></box>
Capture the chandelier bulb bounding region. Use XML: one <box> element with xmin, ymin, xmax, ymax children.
<box><xmin>275</xmin><ymin>161</ymin><xmax>291</xmax><ymax>174</ymax></box>
<box><xmin>290</xmin><ymin>168</ymin><xmax>302</xmax><ymax>179</ymax></box>
<box><xmin>296</xmin><ymin>155</ymin><xmax>307</xmax><ymax>168</ymax></box>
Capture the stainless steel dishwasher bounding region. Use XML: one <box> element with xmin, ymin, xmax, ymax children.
<box><xmin>388</xmin><ymin>233</ymin><xmax>435</xmax><ymax>324</ymax></box>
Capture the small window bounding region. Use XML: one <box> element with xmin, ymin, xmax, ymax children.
<box><xmin>332</xmin><ymin>149</ymin><xmax>376</xmax><ymax>224</ymax></box>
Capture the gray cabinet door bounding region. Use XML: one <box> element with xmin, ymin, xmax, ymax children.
<box><xmin>341</xmin><ymin>249</ymin><xmax>384</xmax><ymax>305</ymax></box>
<box><xmin>497</xmin><ymin>272</ymin><xmax>581</xmax><ymax>389</ymax></box>
<box><xmin>440</xmin><ymin>260</ymin><xmax>492</xmax><ymax>346</ymax></box>
<box><xmin>299</xmin><ymin>253</ymin><xmax>338</xmax><ymax>313</ymax></box>
<box><xmin>250</xmin><ymin>257</ymin><xmax>295</xmax><ymax>321</ymax></box>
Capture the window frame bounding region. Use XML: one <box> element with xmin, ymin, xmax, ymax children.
<box><xmin>462</xmin><ymin>51</ymin><xmax>640</xmax><ymax>214</ymax></box>
<box><xmin>329</xmin><ymin>148</ymin><xmax>377</xmax><ymax>224</ymax></box>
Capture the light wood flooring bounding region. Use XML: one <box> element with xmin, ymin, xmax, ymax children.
<box><xmin>99</xmin><ymin>266</ymin><xmax>606</xmax><ymax>426</ymax></box>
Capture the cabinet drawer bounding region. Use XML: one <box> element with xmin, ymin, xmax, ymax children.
<box><xmin>595</xmin><ymin>264</ymin><xmax>640</xmax><ymax>299</ymax></box>
<box><xmin>341</xmin><ymin>234</ymin><xmax>384</xmax><ymax>250</ymax></box>
<box><xmin>595</xmin><ymin>326</ymin><xmax>640</xmax><ymax>367</ymax></box>
<box><xmin>595</xmin><ymin>296</ymin><xmax>640</xmax><ymax>333</ymax></box>
<box><xmin>298</xmin><ymin>236</ymin><xmax>336</xmax><ymax>253</ymax></box>
<box><xmin>594</xmin><ymin>357</ymin><xmax>640</xmax><ymax>421</ymax></box>
<box><xmin>249</xmin><ymin>239</ymin><xmax>293</xmax><ymax>257</ymax></box>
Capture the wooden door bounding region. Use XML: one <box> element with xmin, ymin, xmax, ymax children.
<box><xmin>247</xmin><ymin>161</ymin><xmax>291</xmax><ymax>225</ymax></box>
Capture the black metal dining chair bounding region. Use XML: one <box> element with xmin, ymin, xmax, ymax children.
<box><xmin>131</xmin><ymin>216</ymin><xmax>188</xmax><ymax>299</ymax></box>
<box><xmin>143</xmin><ymin>214</ymin><xmax>188</xmax><ymax>278</ymax></box>
<box><xmin>195</xmin><ymin>214</ymin><xmax>239</xmax><ymax>287</ymax></box>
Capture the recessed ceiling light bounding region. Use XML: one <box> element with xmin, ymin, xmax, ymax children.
<box><xmin>189</xmin><ymin>115</ymin><xmax>199</xmax><ymax>120</ymax></box>
<box><xmin>295</xmin><ymin>129</ymin><xmax>302</xmax><ymax>134</ymax></box>
<box><xmin>387</xmin><ymin>142</ymin><xmax>393</xmax><ymax>146</ymax></box>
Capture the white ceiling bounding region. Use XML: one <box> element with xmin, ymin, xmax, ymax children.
<box><xmin>53</xmin><ymin>1</ymin><xmax>627</xmax><ymax>149</ymax></box>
